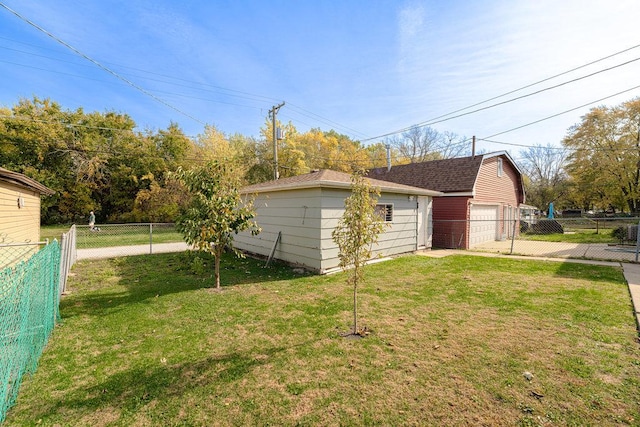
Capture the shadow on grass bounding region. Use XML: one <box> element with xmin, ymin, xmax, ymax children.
<box><xmin>62</xmin><ymin>251</ymin><xmax>305</xmax><ymax>318</ymax></box>
<box><xmin>41</xmin><ymin>341</ymin><xmax>311</xmax><ymax>420</ymax></box>
<box><xmin>551</xmin><ymin>260</ymin><xmax>626</xmax><ymax>284</ymax></box>
<box><xmin>440</xmin><ymin>254</ymin><xmax>625</xmax><ymax>285</ymax></box>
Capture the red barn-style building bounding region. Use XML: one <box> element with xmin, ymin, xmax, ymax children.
<box><xmin>368</xmin><ymin>151</ymin><xmax>526</xmax><ymax>249</ymax></box>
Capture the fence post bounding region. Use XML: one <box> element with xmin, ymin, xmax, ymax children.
<box><xmin>149</xmin><ymin>223</ymin><xmax>153</xmax><ymax>255</ymax></box>
<box><xmin>59</xmin><ymin>233</ymin><xmax>67</xmax><ymax>297</ymax></box>
<box><xmin>71</xmin><ymin>224</ymin><xmax>77</xmax><ymax>266</ymax></box>
<box><xmin>510</xmin><ymin>219</ymin><xmax>517</xmax><ymax>254</ymax></box>
<box><xmin>636</xmin><ymin>221</ymin><xmax>640</xmax><ymax>262</ymax></box>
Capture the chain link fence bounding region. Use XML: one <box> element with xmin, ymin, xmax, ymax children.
<box><xmin>0</xmin><ymin>242</ymin><xmax>42</xmax><ymax>271</ymax></box>
<box><xmin>1</xmin><ymin>240</ymin><xmax>60</xmax><ymax>423</ymax></box>
<box><xmin>75</xmin><ymin>223</ymin><xmax>188</xmax><ymax>259</ymax></box>
<box><xmin>434</xmin><ymin>217</ymin><xmax>640</xmax><ymax>263</ymax></box>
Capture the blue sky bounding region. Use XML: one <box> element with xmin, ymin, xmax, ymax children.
<box><xmin>1</xmin><ymin>0</ymin><xmax>639</xmax><ymax>156</ymax></box>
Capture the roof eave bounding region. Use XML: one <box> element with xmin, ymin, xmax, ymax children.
<box><xmin>0</xmin><ymin>174</ymin><xmax>55</xmax><ymax>195</ymax></box>
<box><xmin>242</xmin><ymin>180</ymin><xmax>443</xmax><ymax>197</ymax></box>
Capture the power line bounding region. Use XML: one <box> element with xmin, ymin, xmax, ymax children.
<box><xmin>478</xmin><ymin>83</ymin><xmax>640</xmax><ymax>141</ymax></box>
<box><xmin>415</xmin><ymin>56</ymin><xmax>640</xmax><ymax>127</ymax></box>
<box><xmin>1</xmin><ymin>58</ymin><xmax>276</xmax><ymax>116</ymax></box>
<box><xmin>411</xmin><ymin>43</ymin><xmax>640</xmax><ymax>127</ymax></box>
<box><xmin>0</xmin><ymin>2</ymin><xmax>206</xmax><ymax>126</ymax></box>
<box><xmin>286</xmin><ymin>102</ymin><xmax>370</xmax><ymax>139</ymax></box>
<box><xmin>479</xmin><ymin>139</ymin><xmax>564</xmax><ymax>150</ymax></box>
<box><xmin>0</xmin><ymin>35</ymin><xmax>283</xmax><ymax>104</ymax></box>
<box><xmin>0</xmin><ymin>36</ymin><xmax>367</xmax><ymax>137</ymax></box>
<box><xmin>360</xmin><ymin>43</ymin><xmax>640</xmax><ymax>142</ymax></box>
<box><xmin>482</xmin><ymin>138</ymin><xmax>640</xmax><ymax>154</ymax></box>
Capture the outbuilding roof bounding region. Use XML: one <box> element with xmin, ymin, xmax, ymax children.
<box><xmin>367</xmin><ymin>151</ymin><xmax>523</xmax><ymax>194</ymax></box>
<box><xmin>0</xmin><ymin>167</ymin><xmax>55</xmax><ymax>195</ymax></box>
<box><xmin>241</xmin><ymin>169</ymin><xmax>442</xmax><ymax>197</ymax></box>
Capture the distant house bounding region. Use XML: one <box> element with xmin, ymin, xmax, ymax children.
<box><xmin>0</xmin><ymin>167</ymin><xmax>55</xmax><ymax>266</ymax></box>
<box><xmin>367</xmin><ymin>151</ymin><xmax>525</xmax><ymax>249</ymax></box>
<box><xmin>234</xmin><ymin>169</ymin><xmax>442</xmax><ymax>274</ymax></box>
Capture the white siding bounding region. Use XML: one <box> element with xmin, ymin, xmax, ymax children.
<box><xmin>319</xmin><ymin>189</ymin><xmax>422</xmax><ymax>273</ymax></box>
<box><xmin>237</xmin><ymin>186</ymin><xmax>432</xmax><ymax>274</ymax></box>
<box><xmin>235</xmin><ymin>188</ymin><xmax>324</xmax><ymax>271</ymax></box>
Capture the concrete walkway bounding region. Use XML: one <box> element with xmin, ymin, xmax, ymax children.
<box><xmin>623</xmin><ymin>263</ymin><xmax>640</xmax><ymax>330</ymax></box>
<box><xmin>418</xmin><ymin>248</ymin><xmax>640</xmax><ymax>331</ymax></box>
<box><xmin>474</xmin><ymin>239</ymin><xmax>638</xmax><ymax>263</ymax></box>
<box><xmin>76</xmin><ymin>242</ymin><xmax>190</xmax><ymax>260</ymax></box>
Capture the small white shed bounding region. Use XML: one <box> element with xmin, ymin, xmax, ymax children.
<box><xmin>235</xmin><ymin>169</ymin><xmax>442</xmax><ymax>274</ymax></box>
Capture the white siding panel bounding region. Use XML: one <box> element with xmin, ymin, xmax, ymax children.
<box><xmin>238</xmin><ymin>186</ymin><xmax>426</xmax><ymax>273</ymax></box>
<box><xmin>319</xmin><ymin>190</ymin><xmax>419</xmax><ymax>271</ymax></box>
<box><xmin>236</xmin><ymin>188</ymin><xmax>323</xmax><ymax>271</ymax></box>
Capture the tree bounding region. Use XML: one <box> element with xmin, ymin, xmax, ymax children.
<box><xmin>0</xmin><ymin>97</ymin><xmax>196</xmax><ymax>223</ymax></box>
<box><xmin>518</xmin><ymin>144</ymin><xmax>569</xmax><ymax>211</ymax></box>
<box><xmin>131</xmin><ymin>175</ymin><xmax>190</xmax><ymax>222</ymax></box>
<box><xmin>332</xmin><ymin>172</ymin><xmax>387</xmax><ymax>336</ymax></box>
<box><xmin>388</xmin><ymin>126</ymin><xmax>469</xmax><ymax>164</ymax></box>
<box><xmin>175</xmin><ymin>161</ymin><xmax>260</xmax><ymax>289</ymax></box>
<box><xmin>563</xmin><ymin>98</ymin><xmax>640</xmax><ymax>213</ymax></box>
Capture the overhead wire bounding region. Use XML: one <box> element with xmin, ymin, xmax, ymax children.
<box><xmin>286</xmin><ymin>102</ymin><xmax>370</xmax><ymax>139</ymax></box>
<box><xmin>419</xmin><ymin>56</ymin><xmax>640</xmax><ymax>126</ymax></box>
<box><xmin>3</xmin><ymin>9</ymin><xmax>638</xmax><ymax>154</ymax></box>
<box><xmin>0</xmin><ymin>2</ymin><xmax>206</xmax><ymax>125</ymax></box>
<box><xmin>409</xmin><ymin>43</ymin><xmax>640</xmax><ymax>127</ymax></box>
<box><xmin>360</xmin><ymin>43</ymin><xmax>640</xmax><ymax>142</ymax></box>
<box><xmin>0</xmin><ymin>37</ymin><xmax>282</xmax><ymax>104</ymax></box>
<box><xmin>477</xmin><ymin>83</ymin><xmax>640</xmax><ymax>141</ymax></box>
<box><xmin>0</xmin><ymin>35</ymin><xmax>368</xmax><ymax>138</ymax></box>
<box><xmin>1</xmin><ymin>58</ymin><xmax>277</xmax><ymax>117</ymax></box>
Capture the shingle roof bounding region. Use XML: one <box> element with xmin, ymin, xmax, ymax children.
<box><xmin>241</xmin><ymin>169</ymin><xmax>442</xmax><ymax>196</ymax></box>
<box><xmin>367</xmin><ymin>156</ymin><xmax>484</xmax><ymax>193</ymax></box>
<box><xmin>0</xmin><ymin>167</ymin><xmax>55</xmax><ymax>195</ymax></box>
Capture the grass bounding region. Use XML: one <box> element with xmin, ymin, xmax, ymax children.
<box><xmin>5</xmin><ymin>252</ymin><xmax>640</xmax><ymax>426</ymax></box>
<box><xmin>40</xmin><ymin>225</ymin><xmax>72</xmax><ymax>242</ymax></box>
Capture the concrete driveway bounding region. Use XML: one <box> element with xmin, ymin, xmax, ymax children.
<box><xmin>473</xmin><ymin>239</ymin><xmax>639</xmax><ymax>263</ymax></box>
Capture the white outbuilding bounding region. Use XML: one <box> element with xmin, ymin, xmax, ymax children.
<box><xmin>235</xmin><ymin>169</ymin><xmax>442</xmax><ymax>274</ymax></box>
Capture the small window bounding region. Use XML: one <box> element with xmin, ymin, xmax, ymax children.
<box><xmin>375</xmin><ymin>203</ymin><xmax>393</xmax><ymax>222</ymax></box>
<box><xmin>497</xmin><ymin>158</ymin><xmax>503</xmax><ymax>177</ymax></box>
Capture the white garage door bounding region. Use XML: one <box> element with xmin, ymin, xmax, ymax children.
<box><xmin>469</xmin><ymin>205</ymin><xmax>498</xmax><ymax>247</ymax></box>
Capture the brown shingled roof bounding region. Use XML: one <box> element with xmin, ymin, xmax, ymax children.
<box><xmin>0</xmin><ymin>167</ymin><xmax>55</xmax><ymax>195</ymax></box>
<box><xmin>241</xmin><ymin>169</ymin><xmax>441</xmax><ymax>196</ymax></box>
<box><xmin>367</xmin><ymin>156</ymin><xmax>484</xmax><ymax>193</ymax></box>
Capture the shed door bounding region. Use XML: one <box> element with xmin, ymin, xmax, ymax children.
<box><xmin>416</xmin><ymin>196</ymin><xmax>432</xmax><ymax>249</ymax></box>
<box><xmin>469</xmin><ymin>205</ymin><xmax>498</xmax><ymax>247</ymax></box>
<box><xmin>417</xmin><ymin>196</ymin><xmax>426</xmax><ymax>248</ymax></box>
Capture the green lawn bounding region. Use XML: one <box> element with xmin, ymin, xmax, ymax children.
<box><xmin>40</xmin><ymin>225</ymin><xmax>72</xmax><ymax>242</ymax></box>
<box><xmin>5</xmin><ymin>253</ymin><xmax>640</xmax><ymax>426</ymax></box>
<box><xmin>41</xmin><ymin>224</ymin><xmax>183</xmax><ymax>248</ymax></box>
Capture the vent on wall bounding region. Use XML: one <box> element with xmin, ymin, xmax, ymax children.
<box><xmin>375</xmin><ymin>203</ymin><xmax>393</xmax><ymax>222</ymax></box>
<box><xmin>17</xmin><ymin>195</ymin><xmax>25</xmax><ymax>208</ymax></box>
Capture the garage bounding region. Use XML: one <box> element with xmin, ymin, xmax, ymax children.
<box><xmin>469</xmin><ymin>205</ymin><xmax>498</xmax><ymax>247</ymax></box>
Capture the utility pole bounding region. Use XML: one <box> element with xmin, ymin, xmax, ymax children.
<box><xmin>269</xmin><ymin>102</ymin><xmax>285</xmax><ymax>180</ymax></box>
